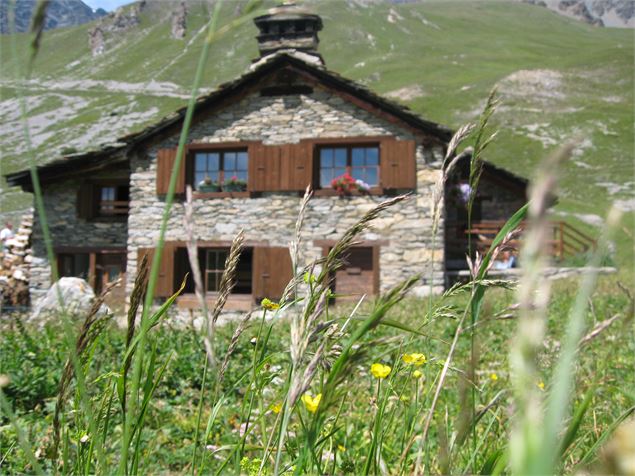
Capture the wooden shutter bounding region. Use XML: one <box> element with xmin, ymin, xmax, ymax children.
<box><xmin>156</xmin><ymin>148</ymin><xmax>185</xmax><ymax>195</ymax></box>
<box><xmin>279</xmin><ymin>141</ymin><xmax>313</xmax><ymax>191</ymax></box>
<box><xmin>380</xmin><ymin>138</ymin><xmax>416</xmax><ymax>189</ymax></box>
<box><xmin>252</xmin><ymin>247</ymin><xmax>293</xmax><ymax>301</ymax></box>
<box><xmin>77</xmin><ymin>182</ymin><xmax>96</xmax><ymax>219</ymax></box>
<box><xmin>249</xmin><ymin>144</ymin><xmax>281</xmax><ymax>192</ymax></box>
<box><xmin>136</xmin><ymin>243</ymin><xmax>175</xmax><ymax>297</ymax></box>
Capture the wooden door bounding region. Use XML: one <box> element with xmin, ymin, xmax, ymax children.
<box><xmin>96</xmin><ymin>252</ymin><xmax>127</xmax><ymax>311</ymax></box>
<box><xmin>252</xmin><ymin>246</ymin><xmax>293</xmax><ymax>302</ymax></box>
<box><xmin>333</xmin><ymin>247</ymin><xmax>377</xmax><ymax>301</ymax></box>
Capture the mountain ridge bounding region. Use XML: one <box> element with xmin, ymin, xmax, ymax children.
<box><xmin>0</xmin><ymin>0</ymin><xmax>106</xmax><ymax>34</ymax></box>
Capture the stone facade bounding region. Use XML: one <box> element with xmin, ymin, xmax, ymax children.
<box><xmin>29</xmin><ymin>166</ymin><xmax>128</xmax><ymax>301</ymax></box>
<box><xmin>126</xmin><ymin>83</ymin><xmax>447</xmax><ymax>308</ymax></box>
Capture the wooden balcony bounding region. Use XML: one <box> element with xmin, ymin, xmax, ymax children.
<box><xmin>465</xmin><ymin>220</ymin><xmax>596</xmax><ymax>260</ymax></box>
<box><xmin>98</xmin><ymin>200</ymin><xmax>129</xmax><ymax>216</ymax></box>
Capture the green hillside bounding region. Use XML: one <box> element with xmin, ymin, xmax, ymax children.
<box><xmin>1</xmin><ymin>0</ymin><xmax>633</xmax><ymax>267</ymax></box>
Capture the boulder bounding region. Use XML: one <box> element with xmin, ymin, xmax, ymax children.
<box><xmin>30</xmin><ymin>277</ymin><xmax>110</xmax><ymax>323</ymax></box>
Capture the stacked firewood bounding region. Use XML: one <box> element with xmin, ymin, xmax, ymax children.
<box><xmin>0</xmin><ymin>211</ymin><xmax>33</xmax><ymax>308</ymax></box>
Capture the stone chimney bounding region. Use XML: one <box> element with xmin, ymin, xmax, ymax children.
<box><xmin>253</xmin><ymin>2</ymin><xmax>323</xmax><ymax>63</ymax></box>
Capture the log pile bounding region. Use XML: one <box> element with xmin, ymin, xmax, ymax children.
<box><xmin>0</xmin><ymin>210</ymin><xmax>33</xmax><ymax>308</ymax></box>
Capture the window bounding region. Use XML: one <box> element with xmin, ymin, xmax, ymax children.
<box><xmin>97</xmin><ymin>184</ymin><xmax>129</xmax><ymax>217</ymax></box>
<box><xmin>318</xmin><ymin>145</ymin><xmax>379</xmax><ymax>188</ymax></box>
<box><xmin>193</xmin><ymin>150</ymin><xmax>248</xmax><ymax>192</ymax></box>
<box><xmin>174</xmin><ymin>247</ymin><xmax>253</xmax><ymax>295</ymax></box>
<box><xmin>57</xmin><ymin>250</ymin><xmax>126</xmax><ymax>293</ymax></box>
<box><xmin>205</xmin><ymin>249</ymin><xmax>227</xmax><ymax>292</ymax></box>
<box><xmin>58</xmin><ymin>253</ymin><xmax>90</xmax><ymax>280</ymax></box>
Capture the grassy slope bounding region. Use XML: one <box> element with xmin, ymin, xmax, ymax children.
<box><xmin>0</xmin><ymin>0</ymin><xmax>632</xmax><ymax>269</ymax></box>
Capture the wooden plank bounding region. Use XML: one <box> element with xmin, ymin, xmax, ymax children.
<box><xmin>252</xmin><ymin>247</ymin><xmax>267</xmax><ymax>299</ymax></box>
<box><xmin>77</xmin><ymin>183</ymin><xmax>96</xmax><ymax>219</ymax></box>
<box><xmin>137</xmin><ymin>245</ymin><xmax>175</xmax><ymax>297</ymax></box>
<box><xmin>252</xmin><ymin>246</ymin><xmax>292</xmax><ymax>301</ymax></box>
<box><xmin>156</xmin><ymin>148</ymin><xmax>185</xmax><ymax>195</ymax></box>
<box><xmin>88</xmin><ymin>252</ymin><xmax>97</xmax><ymax>290</ymax></box>
<box><xmin>334</xmin><ymin>247</ymin><xmax>376</xmax><ymax>300</ymax></box>
<box><xmin>278</xmin><ymin>142</ymin><xmax>313</xmax><ymax>191</ymax></box>
<box><xmin>380</xmin><ymin>138</ymin><xmax>416</xmax><ymax>189</ymax></box>
<box><xmin>248</xmin><ymin>142</ymin><xmax>281</xmax><ymax>192</ymax></box>
<box><xmin>265</xmin><ymin>145</ymin><xmax>281</xmax><ymax>191</ymax></box>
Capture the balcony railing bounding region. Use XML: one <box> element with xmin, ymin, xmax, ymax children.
<box><xmin>98</xmin><ymin>200</ymin><xmax>129</xmax><ymax>216</ymax></box>
<box><xmin>465</xmin><ymin>220</ymin><xmax>596</xmax><ymax>260</ymax></box>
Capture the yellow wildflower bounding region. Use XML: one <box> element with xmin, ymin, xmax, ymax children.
<box><xmin>413</xmin><ymin>370</ymin><xmax>423</xmax><ymax>379</ymax></box>
<box><xmin>261</xmin><ymin>298</ymin><xmax>280</xmax><ymax>311</ymax></box>
<box><xmin>537</xmin><ymin>381</ymin><xmax>545</xmax><ymax>391</ymax></box>
<box><xmin>490</xmin><ymin>373</ymin><xmax>499</xmax><ymax>382</ymax></box>
<box><xmin>400</xmin><ymin>395</ymin><xmax>410</xmax><ymax>402</ymax></box>
<box><xmin>370</xmin><ymin>363</ymin><xmax>392</xmax><ymax>379</ymax></box>
<box><xmin>271</xmin><ymin>403</ymin><xmax>282</xmax><ymax>414</ymax></box>
<box><xmin>301</xmin><ymin>393</ymin><xmax>322</xmax><ymax>413</ymax></box>
<box><xmin>303</xmin><ymin>272</ymin><xmax>317</xmax><ymax>284</ymax></box>
<box><xmin>402</xmin><ymin>353</ymin><xmax>426</xmax><ymax>366</ymax></box>
<box><xmin>337</xmin><ymin>445</ymin><xmax>346</xmax><ymax>453</ymax></box>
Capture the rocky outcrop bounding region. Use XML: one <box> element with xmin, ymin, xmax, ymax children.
<box><xmin>0</xmin><ymin>211</ymin><xmax>32</xmax><ymax>308</ymax></box>
<box><xmin>30</xmin><ymin>277</ymin><xmax>110</xmax><ymax>323</ymax></box>
<box><xmin>171</xmin><ymin>1</ymin><xmax>187</xmax><ymax>39</ymax></box>
<box><xmin>593</xmin><ymin>0</ymin><xmax>635</xmax><ymax>25</ymax></box>
<box><xmin>87</xmin><ymin>2</ymin><xmax>146</xmax><ymax>55</ymax></box>
<box><xmin>0</xmin><ymin>0</ymin><xmax>105</xmax><ymax>34</ymax></box>
<box><xmin>558</xmin><ymin>0</ymin><xmax>604</xmax><ymax>26</ymax></box>
<box><xmin>88</xmin><ymin>26</ymin><xmax>104</xmax><ymax>57</ymax></box>
<box><xmin>523</xmin><ymin>0</ymin><xmax>635</xmax><ymax>28</ymax></box>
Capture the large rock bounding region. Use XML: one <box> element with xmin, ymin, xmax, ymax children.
<box><xmin>30</xmin><ymin>277</ymin><xmax>110</xmax><ymax>323</ymax></box>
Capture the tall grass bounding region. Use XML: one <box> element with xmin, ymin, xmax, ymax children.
<box><xmin>1</xmin><ymin>2</ymin><xmax>633</xmax><ymax>475</ymax></box>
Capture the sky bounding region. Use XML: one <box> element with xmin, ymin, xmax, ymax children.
<box><xmin>83</xmin><ymin>0</ymin><xmax>132</xmax><ymax>12</ymax></box>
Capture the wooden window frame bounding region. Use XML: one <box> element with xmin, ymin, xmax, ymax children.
<box><xmin>315</xmin><ymin>240</ymin><xmax>382</xmax><ymax>297</ymax></box>
<box><xmin>316</xmin><ymin>143</ymin><xmax>380</xmax><ymax>188</ymax></box>
<box><xmin>187</xmin><ymin>143</ymin><xmax>251</xmax><ymax>198</ymax></box>
<box><xmin>94</xmin><ymin>182</ymin><xmax>130</xmax><ymax>219</ymax></box>
<box><xmin>204</xmin><ymin>248</ymin><xmax>228</xmax><ymax>293</ymax></box>
<box><xmin>310</xmin><ymin>136</ymin><xmax>391</xmax><ymax>196</ymax></box>
<box><xmin>55</xmin><ymin>247</ymin><xmax>127</xmax><ymax>292</ymax></box>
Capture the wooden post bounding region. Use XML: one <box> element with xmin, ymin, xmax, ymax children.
<box><xmin>88</xmin><ymin>252</ymin><xmax>97</xmax><ymax>290</ymax></box>
<box><xmin>559</xmin><ymin>222</ymin><xmax>565</xmax><ymax>261</ymax></box>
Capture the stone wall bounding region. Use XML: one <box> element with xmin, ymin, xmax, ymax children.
<box><xmin>29</xmin><ymin>166</ymin><xmax>128</xmax><ymax>300</ymax></box>
<box><xmin>127</xmin><ymin>84</ymin><xmax>446</xmax><ymax>310</ymax></box>
<box><xmin>479</xmin><ymin>175</ymin><xmax>526</xmax><ymax>221</ymax></box>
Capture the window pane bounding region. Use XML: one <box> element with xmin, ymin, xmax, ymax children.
<box><xmin>210</xmin><ymin>250</ymin><xmax>216</xmax><ymax>269</ymax></box>
<box><xmin>218</xmin><ymin>250</ymin><xmax>228</xmax><ymax>269</ymax></box>
<box><xmin>206</xmin><ymin>271</ymin><xmax>221</xmax><ymax>292</ymax></box>
<box><xmin>320</xmin><ymin>148</ymin><xmax>333</xmax><ymax>167</ymax></box>
<box><xmin>334</xmin><ymin>148</ymin><xmax>347</xmax><ymax>167</ymax></box>
<box><xmin>195</xmin><ymin>172</ymin><xmax>206</xmax><ymax>186</ymax></box>
<box><xmin>365</xmin><ymin>168</ymin><xmax>378</xmax><ymax>186</ymax></box>
<box><xmin>101</xmin><ymin>187</ymin><xmax>115</xmax><ymax>201</ymax></box>
<box><xmin>366</xmin><ymin>147</ymin><xmax>379</xmax><ymax>165</ymax></box>
<box><xmin>320</xmin><ymin>170</ymin><xmax>332</xmax><ymax>188</ymax></box>
<box><xmin>334</xmin><ymin>167</ymin><xmax>346</xmax><ymax>177</ymax></box>
<box><xmin>236</xmin><ymin>152</ymin><xmax>248</xmax><ymax>171</ymax></box>
<box><xmin>234</xmin><ymin>170</ymin><xmax>248</xmax><ymax>182</ymax></box>
<box><xmin>195</xmin><ymin>154</ymin><xmax>207</xmax><ymax>172</ymax></box>
<box><xmin>207</xmin><ymin>153</ymin><xmax>220</xmax><ymax>171</ymax></box>
<box><xmin>352</xmin><ymin>148</ymin><xmax>365</xmax><ymax>166</ymax></box>
<box><xmin>224</xmin><ymin>152</ymin><xmax>236</xmax><ymax>171</ymax></box>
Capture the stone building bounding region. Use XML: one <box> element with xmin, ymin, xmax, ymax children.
<box><xmin>5</xmin><ymin>4</ymin><xmax>529</xmax><ymax>313</ymax></box>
